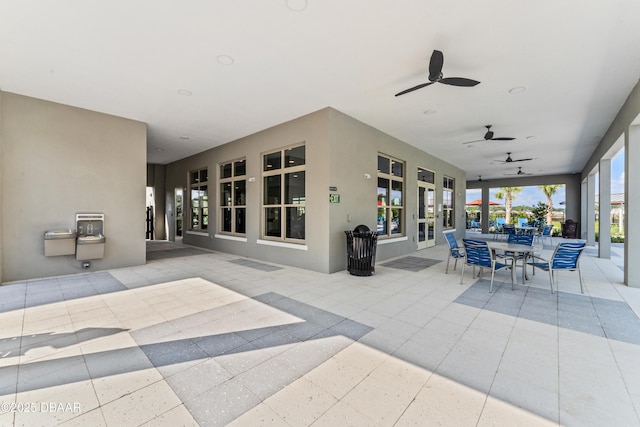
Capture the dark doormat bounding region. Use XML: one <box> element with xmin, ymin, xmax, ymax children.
<box><xmin>229</xmin><ymin>258</ymin><xmax>283</xmax><ymax>272</ymax></box>
<box><xmin>381</xmin><ymin>256</ymin><xmax>442</xmax><ymax>272</ymax></box>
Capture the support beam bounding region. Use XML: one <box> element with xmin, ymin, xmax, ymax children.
<box><xmin>481</xmin><ymin>186</ymin><xmax>490</xmax><ymax>234</ymax></box>
<box><xmin>586</xmin><ymin>174</ymin><xmax>596</xmax><ymax>246</ymax></box>
<box><xmin>598</xmin><ymin>159</ymin><xmax>611</xmax><ymax>259</ymax></box>
<box><xmin>625</xmin><ymin>126</ymin><xmax>640</xmax><ymax>287</ymax></box>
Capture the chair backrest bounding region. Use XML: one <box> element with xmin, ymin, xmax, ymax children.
<box><xmin>551</xmin><ymin>241</ymin><xmax>586</xmax><ymax>269</ymax></box>
<box><xmin>542</xmin><ymin>224</ymin><xmax>553</xmax><ymax>236</ymax></box>
<box><xmin>518</xmin><ymin>218</ymin><xmax>528</xmax><ymax>227</ymax></box>
<box><xmin>496</xmin><ymin>218</ymin><xmax>506</xmax><ymax>227</ymax></box>
<box><xmin>462</xmin><ymin>239</ymin><xmax>492</xmax><ymax>268</ymax></box>
<box><xmin>503</xmin><ymin>224</ymin><xmax>516</xmax><ymax>235</ymax></box>
<box><xmin>507</xmin><ymin>233</ymin><xmax>534</xmax><ymax>246</ymax></box>
<box><xmin>443</xmin><ymin>230</ymin><xmax>459</xmax><ymax>249</ymax></box>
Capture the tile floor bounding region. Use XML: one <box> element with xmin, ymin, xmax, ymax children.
<box><xmin>0</xmin><ymin>235</ymin><xmax>639</xmax><ymax>426</ymax></box>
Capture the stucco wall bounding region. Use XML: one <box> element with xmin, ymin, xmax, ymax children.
<box><xmin>0</xmin><ymin>92</ymin><xmax>147</xmax><ymax>282</ymax></box>
<box><xmin>165</xmin><ymin>108</ymin><xmax>331</xmax><ymax>273</ymax></box>
<box><xmin>327</xmin><ymin>109</ymin><xmax>467</xmax><ymax>272</ymax></box>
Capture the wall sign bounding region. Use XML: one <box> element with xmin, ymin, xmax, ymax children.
<box><xmin>329</xmin><ymin>194</ymin><xmax>340</xmax><ymax>203</ymax></box>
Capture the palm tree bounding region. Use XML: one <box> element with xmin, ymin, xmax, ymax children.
<box><xmin>539</xmin><ymin>185</ymin><xmax>561</xmax><ymax>225</ymax></box>
<box><xmin>494</xmin><ymin>187</ymin><xmax>523</xmax><ymax>224</ymax></box>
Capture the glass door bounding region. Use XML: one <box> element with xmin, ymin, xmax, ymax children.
<box><xmin>174</xmin><ymin>187</ymin><xmax>183</xmax><ymax>243</ymax></box>
<box><xmin>417</xmin><ymin>167</ymin><xmax>436</xmax><ymax>249</ymax></box>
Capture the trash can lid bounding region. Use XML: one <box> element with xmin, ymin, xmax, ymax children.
<box><xmin>353</xmin><ymin>224</ymin><xmax>370</xmax><ymax>233</ymax></box>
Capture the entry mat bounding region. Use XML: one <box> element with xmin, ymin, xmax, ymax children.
<box><xmin>146</xmin><ymin>246</ymin><xmax>211</xmax><ymax>261</ymax></box>
<box><xmin>228</xmin><ymin>258</ymin><xmax>283</xmax><ymax>272</ymax></box>
<box><xmin>455</xmin><ymin>279</ymin><xmax>640</xmax><ymax>345</ymax></box>
<box><xmin>382</xmin><ymin>256</ymin><xmax>442</xmax><ymax>272</ymax></box>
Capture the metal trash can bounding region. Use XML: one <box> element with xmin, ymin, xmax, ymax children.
<box><xmin>345</xmin><ymin>224</ymin><xmax>378</xmax><ymax>276</ymax></box>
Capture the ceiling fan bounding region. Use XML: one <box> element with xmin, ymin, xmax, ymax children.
<box><xmin>463</xmin><ymin>125</ymin><xmax>516</xmax><ymax>144</ymax></box>
<box><xmin>394</xmin><ymin>50</ymin><xmax>480</xmax><ymax>97</ymax></box>
<box><xmin>495</xmin><ymin>152</ymin><xmax>533</xmax><ymax>164</ymax></box>
<box><xmin>505</xmin><ymin>167</ymin><xmax>532</xmax><ymax>176</ymax></box>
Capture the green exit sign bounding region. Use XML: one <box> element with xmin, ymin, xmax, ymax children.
<box><xmin>329</xmin><ymin>194</ymin><xmax>340</xmax><ymax>203</ymax></box>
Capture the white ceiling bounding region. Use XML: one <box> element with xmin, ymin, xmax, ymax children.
<box><xmin>2</xmin><ymin>1</ymin><xmax>640</xmax><ymax>180</ymax></box>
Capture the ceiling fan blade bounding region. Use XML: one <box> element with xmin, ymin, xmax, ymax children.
<box><xmin>439</xmin><ymin>77</ymin><xmax>480</xmax><ymax>87</ymax></box>
<box><xmin>428</xmin><ymin>50</ymin><xmax>444</xmax><ymax>81</ymax></box>
<box><xmin>394</xmin><ymin>82</ymin><xmax>434</xmax><ymax>97</ymax></box>
<box><xmin>462</xmin><ymin>139</ymin><xmax>485</xmax><ymax>145</ymax></box>
<box><xmin>512</xmin><ymin>158</ymin><xmax>533</xmax><ymax>162</ymax></box>
<box><xmin>490</xmin><ymin>137</ymin><xmax>515</xmax><ymax>141</ymax></box>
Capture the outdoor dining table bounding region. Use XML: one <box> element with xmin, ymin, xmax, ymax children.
<box><xmin>515</xmin><ymin>226</ymin><xmax>537</xmax><ymax>235</ymax></box>
<box><xmin>488</xmin><ymin>241</ymin><xmax>539</xmax><ymax>284</ymax></box>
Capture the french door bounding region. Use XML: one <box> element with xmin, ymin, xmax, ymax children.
<box><xmin>417</xmin><ymin>181</ymin><xmax>436</xmax><ymax>249</ymax></box>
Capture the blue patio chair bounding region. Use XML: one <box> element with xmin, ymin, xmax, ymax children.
<box><xmin>461</xmin><ymin>239</ymin><xmax>515</xmax><ymax>293</ymax></box>
<box><xmin>501</xmin><ymin>224</ymin><xmax>516</xmax><ymax>241</ymax></box>
<box><xmin>502</xmin><ymin>233</ymin><xmax>534</xmax><ymax>271</ymax></box>
<box><xmin>527</xmin><ymin>241</ymin><xmax>587</xmax><ymax>293</ymax></box>
<box><xmin>518</xmin><ymin>218</ymin><xmax>528</xmax><ymax>227</ymax></box>
<box><xmin>443</xmin><ymin>230</ymin><xmax>465</xmax><ymax>274</ymax></box>
<box><xmin>535</xmin><ymin>224</ymin><xmax>554</xmax><ymax>245</ymax></box>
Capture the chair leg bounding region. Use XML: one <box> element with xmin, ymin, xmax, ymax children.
<box><xmin>460</xmin><ymin>263</ymin><xmax>465</xmax><ymax>285</ymax></box>
<box><xmin>490</xmin><ymin>268</ymin><xmax>495</xmax><ymax>293</ymax></box>
<box><xmin>549</xmin><ymin>269</ymin><xmax>554</xmax><ymax>294</ymax></box>
<box><xmin>445</xmin><ymin>255</ymin><xmax>451</xmax><ymax>274</ymax></box>
<box><xmin>453</xmin><ymin>257</ymin><xmax>459</xmax><ymax>271</ymax></box>
<box><xmin>511</xmin><ymin>259</ymin><xmax>516</xmax><ymax>291</ymax></box>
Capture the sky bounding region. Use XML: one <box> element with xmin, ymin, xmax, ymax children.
<box><xmin>466</xmin><ymin>148</ymin><xmax>625</xmax><ymax>207</ymax></box>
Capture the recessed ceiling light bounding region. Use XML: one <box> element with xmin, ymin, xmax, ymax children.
<box><xmin>217</xmin><ymin>55</ymin><xmax>234</xmax><ymax>65</ymax></box>
<box><xmin>423</xmin><ymin>109</ymin><xmax>437</xmax><ymax>115</ymax></box>
<box><xmin>177</xmin><ymin>89</ymin><xmax>192</xmax><ymax>96</ymax></box>
<box><xmin>508</xmin><ymin>86</ymin><xmax>526</xmax><ymax>94</ymax></box>
<box><xmin>286</xmin><ymin>0</ymin><xmax>308</xmax><ymax>11</ymax></box>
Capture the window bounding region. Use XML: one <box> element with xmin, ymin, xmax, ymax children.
<box><xmin>219</xmin><ymin>159</ymin><xmax>246</xmax><ymax>235</ymax></box>
<box><xmin>190</xmin><ymin>168</ymin><xmax>208</xmax><ymax>231</ymax></box>
<box><xmin>377</xmin><ymin>154</ymin><xmax>404</xmax><ymax>237</ymax></box>
<box><xmin>262</xmin><ymin>144</ymin><xmax>305</xmax><ymax>241</ymax></box>
<box><xmin>443</xmin><ymin>176</ymin><xmax>455</xmax><ymax>229</ymax></box>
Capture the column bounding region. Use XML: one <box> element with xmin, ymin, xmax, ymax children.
<box><xmin>481</xmin><ymin>186</ymin><xmax>490</xmax><ymax>234</ymax></box>
<box><xmin>625</xmin><ymin>126</ymin><xmax>640</xmax><ymax>287</ymax></box>
<box><xmin>586</xmin><ymin>174</ymin><xmax>596</xmax><ymax>246</ymax></box>
<box><xmin>598</xmin><ymin>159</ymin><xmax>611</xmax><ymax>259</ymax></box>
<box><xmin>581</xmin><ymin>179</ymin><xmax>587</xmax><ymax>240</ymax></box>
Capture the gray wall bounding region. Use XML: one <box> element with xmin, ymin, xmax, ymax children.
<box><xmin>0</xmin><ymin>92</ymin><xmax>147</xmax><ymax>282</ymax></box>
<box><xmin>327</xmin><ymin>109</ymin><xmax>467</xmax><ymax>271</ymax></box>
<box><xmin>165</xmin><ymin>107</ymin><xmax>466</xmax><ymax>273</ymax></box>
<box><xmin>165</xmin><ymin>108</ymin><xmax>332</xmax><ymax>272</ymax></box>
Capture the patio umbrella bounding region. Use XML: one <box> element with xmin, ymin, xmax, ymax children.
<box><xmin>466</xmin><ymin>199</ymin><xmax>501</xmax><ymax>206</ymax></box>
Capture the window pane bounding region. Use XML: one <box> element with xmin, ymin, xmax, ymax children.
<box><xmin>234</xmin><ymin>160</ymin><xmax>246</xmax><ymax>176</ymax></box>
<box><xmin>191</xmin><ymin>208</ymin><xmax>199</xmax><ymax>229</ymax></box>
<box><xmin>285</xmin><ymin>171</ymin><xmax>305</xmax><ymax>204</ymax></box>
<box><xmin>377</xmin><ymin>177</ymin><xmax>389</xmax><ymax>206</ymax></box>
<box><xmin>191</xmin><ymin>189</ymin><xmax>201</xmax><ymax>208</ymax></box>
<box><xmin>265</xmin><ymin>207</ymin><xmax>281</xmax><ymax>237</ymax></box>
<box><xmin>391</xmin><ymin>208</ymin><xmax>401</xmax><ymax>234</ymax></box>
<box><xmin>378</xmin><ymin>156</ymin><xmax>390</xmax><ymax>174</ymax></box>
<box><xmin>234</xmin><ymin>180</ymin><xmax>246</xmax><ymax>206</ymax></box>
<box><xmin>220</xmin><ymin>183</ymin><xmax>232</xmax><ymax>206</ymax></box>
<box><xmin>201</xmin><ymin>186</ymin><xmax>208</xmax><ymax>207</ymax></box>
<box><xmin>190</xmin><ymin>171</ymin><xmax>200</xmax><ymax>185</ymax></box>
<box><xmin>264</xmin><ymin>175</ymin><xmax>281</xmax><ymax>205</ymax></box>
<box><xmin>200</xmin><ymin>170</ymin><xmax>208</xmax><ymax>183</ymax></box>
<box><xmin>202</xmin><ymin>207</ymin><xmax>208</xmax><ymax>229</ymax></box>
<box><xmin>286</xmin><ymin>207</ymin><xmax>305</xmax><ymax>239</ymax></box>
<box><xmin>377</xmin><ymin>208</ymin><xmax>387</xmax><ymax>234</ymax></box>
<box><xmin>264</xmin><ymin>151</ymin><xmax>281</xmax><ymax>171</ymax></box>
<box><xmin>220</xmin><ymin>163</ymin><xmax>232</xmax><ymax>179</ymax></box>
<box><xmin>418</xmin><ymin>168</ymin><xmax>434</xmax><ymax>183</ymax></box>
<box><xmin>391</xmin><ymin>160</ymin><xmax>403</xmax><ymax>177</ymax></box>
<box><xmin>285</xmin><ymin>146</ymin><xmax>306</xmax><ymax>167</ymax></box>
<box><xmin>391</xmin><ymin>180</ymin><xmax>403</xmax><ymax>206</ymax></box>
<box><xmin>236</xmin><ymin>208</ymin><xmax>246</xmax><ymax>234</ymax></box>
<box><xmin>221</xmin><ymin>208</ymin><xmax>232</xmax><ymax>232</ymax></box>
